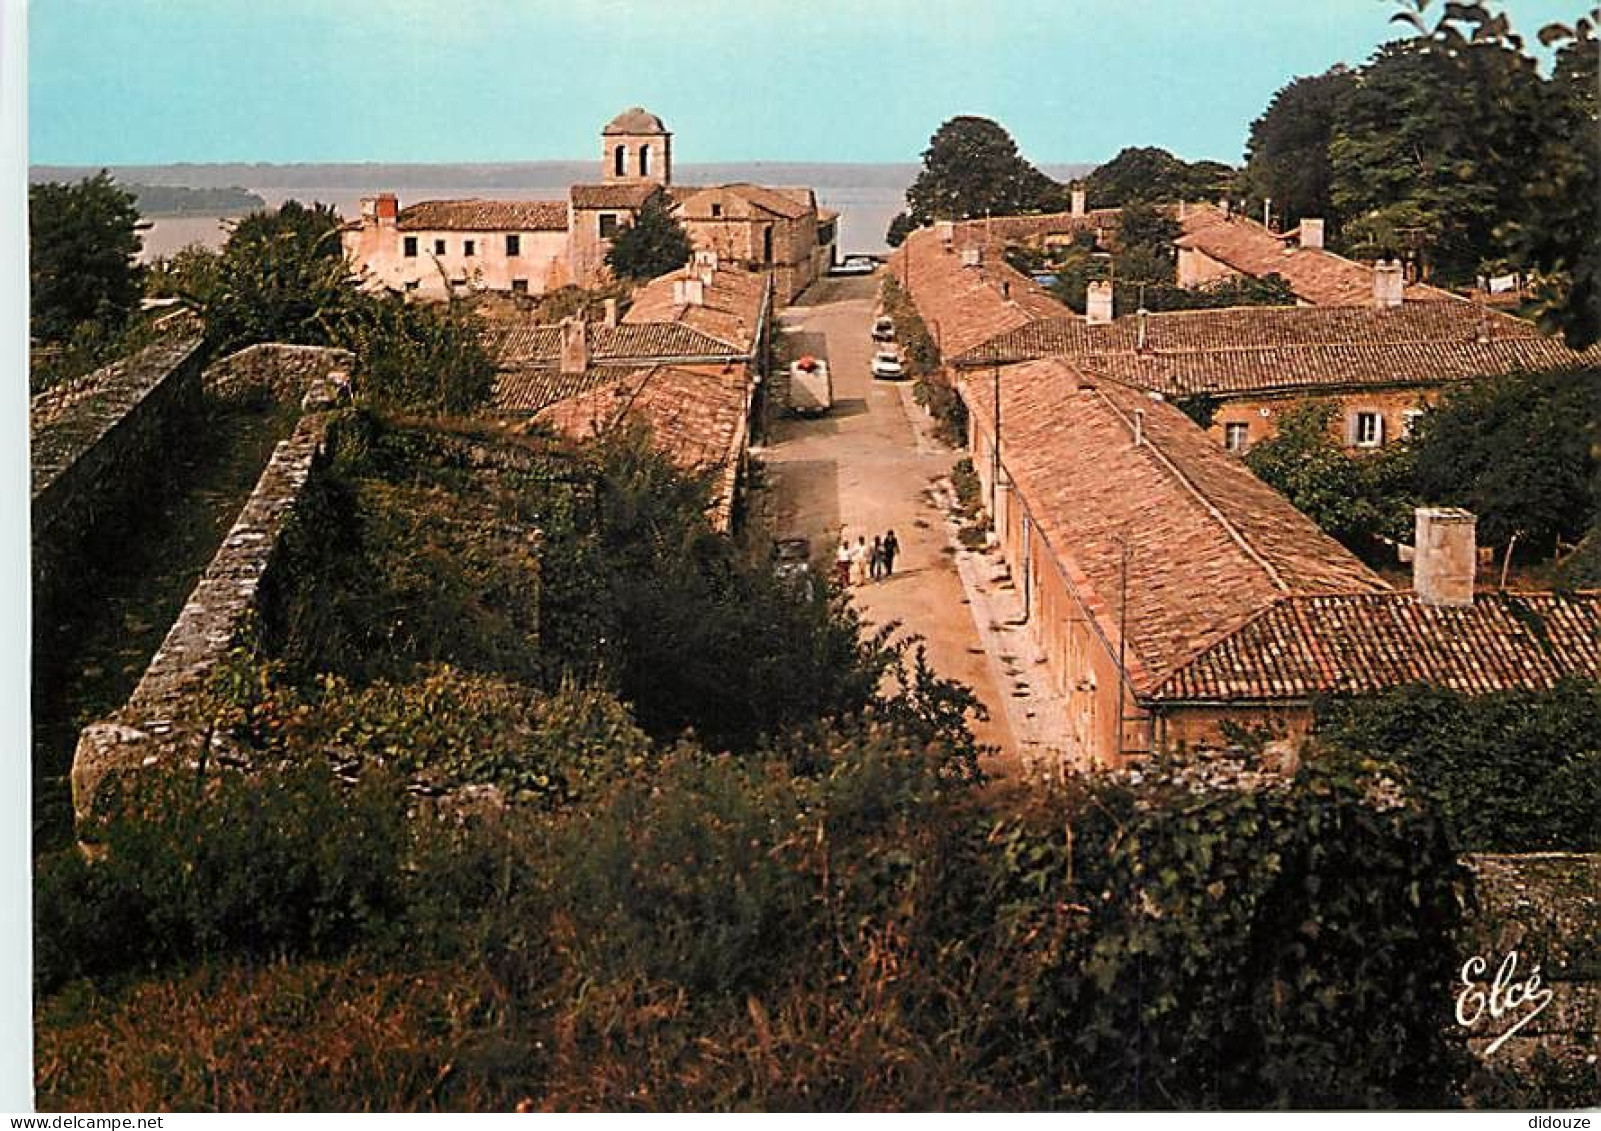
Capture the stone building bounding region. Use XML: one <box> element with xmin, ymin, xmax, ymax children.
<box><xmin>955</xmin><ymin>357</ymin><xmax>1601</xmax><ymax>768</ymax></box>
<box><xmin>342</xmin><ymin>107</ymin><xmax>831</xmax><ymax>306</ymax></box>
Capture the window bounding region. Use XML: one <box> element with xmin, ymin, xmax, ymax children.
<box><xmin>506</xmin><ymin>234</ymin><xmax>521</xmax><ymax>257</ymax></box>
<box><xmin>1224</xmin><ymin>422</ymin><xmax>1249</xmax><ymax>452</ymax></box>
<box><xmin>599</xmin><ymin>213</ymin><xmax>619</xmax><ymax>239</ymax></box>
<box><xmin>711</xmin><ymin>203</ymin><xmax>722</xmax><ymax>218</ymax></box>
<box><xmin>403</xmin><ymin>280</ymin><xmax>419</xmax><ymax>292</ymax></box>
<box><xmin>402</xmin><ymin>236</ymin><xmax>418</xmax><ymax>258</ymax></box>
<box><xmin>639</xmin><ymin>144</ymin><xmax>651</xmax><ymax>178</ymax></box>
<box><xmin>433</xmin><ymin>238</ymin><xmax>447</xmax><ymax>256</ymax></box>
<box><xmin>762</xmin><ymin>227</ymin><xmax>773</xmax><ymax>264</ymax></box>
<box><xmin>1352</xmin><ymin>411</ymin><xmax>1383</xmax><ymax>448</ymax></box>
<box><xmin>613</xmin><ymin>145</ymin><xmax>626</xmax><ymax>177</ymax></box>
<box><xmin>511</xmin><ymin>278</ymin><xmax>528</xmax><ymax>294</ymax></box>
<box><xmin>1401</xmin><ymin>408</ymin><xmax>1425</xmax><ymax>439</ymax></box>
<box><xmin>463</xmin><ymin>239</ymin><xmax>476</xmax><ymax>257</ymax></box>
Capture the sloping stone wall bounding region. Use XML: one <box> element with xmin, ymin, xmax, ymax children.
<box><xmin>70</xmin><ymin>413</ymin><xmax>334</xmax><ymax>826</ymax></box>
<box><xmin>1459</xmin><ymin>852</ymin><xmax>1598</xmax><ymax>1069</ymax></box>
<box><xmin>203</xmin><ymin>343</ymin><xmax>354</xmax><ymax>405</ymax></box>
<box><xmin>30</xmin><ymin>334</ymin><xmax>205</xmax><ymax>607</ymax></box>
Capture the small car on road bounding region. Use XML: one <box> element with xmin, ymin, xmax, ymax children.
<box><xmin>789</xmin><ymin>355</ymin><xmax>833</xmax><ymax>416</ymax></box>
<box><xmin>831</xmin><ymin>255</ymin><xmax>878</xmax><ymax>277</ymax></box>
<box><xmin>870</xmin><ymin>350</ymin><xmax>905</xmax><ymax>380</ymax></box>
<box><xmin>872</xmin><ymin>316</ymin><xmax>896</xmax><ymax>343</ymax></box>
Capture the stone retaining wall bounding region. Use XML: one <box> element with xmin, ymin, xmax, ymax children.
<box><xmin>203</xmin><ymin>343</ymin><xmax>354</xmax><ymax>405</ymax></box>
<box><xmin>30</xmin><ymin>334</ymin><xmax>205</xmax><ymax>606</ymax></box>
<box><xmin>70</xmin><ymin>413</ymin><xmax>334</xmax><ymax>825</ymax></box>
<box><xmin>1460</xmin><ymin>852</ymin><xmax>1598</xmax><ymax>1069</ymax></box>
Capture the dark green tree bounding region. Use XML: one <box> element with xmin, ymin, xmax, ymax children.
<box><xmin>605</xmin><ymin>189</ymin><xmax>692</xmax><ymax>281</ymax></box>
<box><xmin>1241</xmin><ymin>67</ymin><xmax>1357</xmax><ymax>227</ymax></box>
<box><xmin>204</xmin><ymin>199</ymin><xmax>356</xmax><ymax>352</ymax></box>
<box><xmin>1084</xmin><ymin>146</ymin><xmax>1233</xmax><ymax>206</ymax></box>
<box><xmin>1245</xmin><ymin>399</ymin><xmax>1415</xmax><ymax>553</ymax></box>
<box><xmin>28</xmin><ymin>171</ymin><xmax>145</xmax><ymax>342</ymax></box>
<box><xmin>902</xmin><ymin>116</ymin><xmax>1067</xmax><ymax>225</ymax></box>
<box><xmin>885</xmin><ymin>210</ymin><xmax>914</xmax><ymax>248</ymax></box>
<box><xmin>1408</xmin><ymin>369</ymin><xmax>1601</xmax><ymax>558</ymax></box>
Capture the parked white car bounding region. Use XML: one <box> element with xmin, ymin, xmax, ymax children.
<box><xmin>871</xmin><ymin>350</ymin><xmax>905</xmax><ymax>380</ymax></box>
<box><xmin>831</xmin><ymin>255</ymin><xmax>878</xmax><ymax>276</ymax></box>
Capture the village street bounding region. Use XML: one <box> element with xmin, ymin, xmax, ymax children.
<box><xmin>756</xmin><ymin>273</ymin><xmax>1023</xmax><ymax>771</ymax></box>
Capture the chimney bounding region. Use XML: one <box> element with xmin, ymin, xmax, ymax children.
<box><xmin>1136</xmin><ymin>307</ymin><xmax>1149</xmax><ymax>353</ymax></box>
<box><xmin>959</xmin><ymin>245</ymin><xmax>983</xmax><ymax>268</ymax></box>
<box><xmin>672</xmin><ymin>276</ymin><xmax>705</xmax><ymax>305</ymax></box>
<box><xmin>1071</xmin><ymin>187</ymin><xmax>1087</xmax><ymax>217</ymax></box>
<box><xmin>602</xmin><ymin>297</ymin><xmax>619</xmax><ymax>327</ymax></box>
<box><xmin>1300</xmin><ymin>217</ymin><xmax>1325</xmax><ymax>250</ymax></box>
<box><xmin>935</xmin><ymin>220</ymin><xmax>954</xmax><ymax>244</ymax></box>
<box><xmin>1413</xmin><ymin>507</ymin><xmax>1477</xmax><ymax>607</ymax></box>
<box><xmin>375</xmin><ymin>193</ymin><xmax>398</xmax><ymax>224</ymax></box>
<box><xmin>693</xmin><ymin>248</ymin><xmax>719</xmax><ymax>270</ymax></box>
<box><xmin>1086</xmin><ymin>280</ymin><xmax>1113</xmax><ymax>325</ymax></box>
<box><xmin>559</xmin><ymin>316</ymin><xmax>589</xmax><ymax>375</ymax></box>
<box><xmin>1133</xmin><ymin>407</ymin><xmax>1145</xmax><ymax>446</ymax></box>
<box><xmin>1374</xmin><ymin>258</ymin><xmax>1405</xmax><ymax>308</ymax></box>
<box><xmin>1177</xmin><ymin>199</ymin><xmax>1187</xmax><ymax>220</ymax></box>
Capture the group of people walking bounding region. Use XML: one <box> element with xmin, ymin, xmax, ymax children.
<box><xmin>835</xmin><ymin>530</ymin><xmax>900</xmax><ymax>587</ymax></box>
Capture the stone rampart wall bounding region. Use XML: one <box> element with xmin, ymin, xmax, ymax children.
<box><xmin>203</xmin><ymin>343</ymin><xmax>354</xmax><ymax>405</ymax></box>
<box><xmin>30</xmin><ymin>334</ymin><xmax>205</xmax><ymax>605</ymax></box>
<box><xmin>70</xmin><ymin>413</ymin><xmax>333</xmax><ymax>825</ymax></box>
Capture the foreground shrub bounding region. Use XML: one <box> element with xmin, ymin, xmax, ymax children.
<box><xmin>36</xmin><ymin>765</ymin><xmax>408</xmax><ymax>994</ymax></box>
<box><xmin>1315</xmin><ymin>679</ymin><xmax>1601</xmax><ymax>851</ymax></box>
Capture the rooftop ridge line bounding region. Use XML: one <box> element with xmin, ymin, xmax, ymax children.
<box><xmin>1086</xmin><ymin>380</ymin><xmax>1291</xmax><ymax>594</ymax></box>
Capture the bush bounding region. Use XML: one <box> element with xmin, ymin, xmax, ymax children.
<box><xmin>35</xmin><ymin>764</ymin><xmax>408</xmax><ymax>993</ymax></box>
<box><xmin>1314</xmin><ymin>679</ymin><xmax>1601</xmax><ymax>851</ymax></box>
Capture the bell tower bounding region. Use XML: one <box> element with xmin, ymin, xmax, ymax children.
<box><xmin>601</xmin><ymin>106</ymin><xmax>672</xmax><ymax>186</ymax></box>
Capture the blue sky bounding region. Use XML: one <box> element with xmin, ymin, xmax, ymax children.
<box><xmin>27</xmin><ymin>0</ymin><xmax>1588</xmax><ymax>166</ymax></box>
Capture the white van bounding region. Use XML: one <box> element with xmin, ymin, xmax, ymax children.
<box><xmin>789</xmin><ymin>355</ymin><xmax>833</xmax><ymax>416</ymax></box>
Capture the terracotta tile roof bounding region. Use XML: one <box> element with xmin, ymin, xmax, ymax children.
<box><xmin>397</xmin><ymin>198</ymin><xmax>568</xmax><ymax>232</ymax></box>
<box><xmin>950</xmin><ymin>208</ymin><xmax>1123</xmax><ymax>246</ymax></box>
<box><xmin>1149</xmin><ymin>591</ymin><xmax>1601</xmax><ymax>703</ymax></box>
<box><xmin>533</xmin><ymin>363</ymin><xmax>750</xmax><ymax>530</ymax></box>
<box><xmin>950</xmin><ymin>299</ymin><xmax>1600</xmax><ymax>396</ymax></box>
<box><xmin>602</xmin><ymin>106</ymin><xmax>668</xmax><ymax>135</ymax></box>
<box><xmin>1080</xmin><ymin>337</ymin><xmax>1601</xmax><ymax>398</ymax></box>
<box><xmin>957</xmin><ymin>359</ymin><xmax>1387</xmax><ymax>692</ymax></box>
<box><xmin>495</xmin><ymin>365</ymin><xmax>649</xmax><ymax>414</ymax></box>
<box><xmin>625</xmin><ymin>263</ymin><xmax>771</xmax><ymax>354</ymax></box>
<box><xmin>888</xmin><ymin>226</ymin><xmax>1072</xmax><ymax>358</ymax></box>
<box><xmin>489</xmin><ymin>321</ymin><xmax>746</xmax><ymax>371</ymax></box>
<box><xmin>1176</xmin><ymin>203</ymin><xmax>1455</xmax><ymax>306</ymax></box>
<box><xmin>569</xmin><ymin>182</ymin><xmax>664</xmax><ymax>210</ymax></box>
<box><xmin>673</xmin><ymin>183</ymin><xmax>813</xmax><ymax>220</ymax></box>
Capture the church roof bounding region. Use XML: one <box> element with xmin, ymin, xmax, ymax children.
<box><xmin>603</xmin><ymin>106</ymin><xmax>669</xmax><ymax>135</ymax></box>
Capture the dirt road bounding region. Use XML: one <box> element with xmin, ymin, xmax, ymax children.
<box><xmin>758</xmin><ymin>273</ymin><xmax>1019</xmax><ymax>767</ymax></box>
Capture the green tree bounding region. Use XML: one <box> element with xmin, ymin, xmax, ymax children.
<box><xmin>605</xmin><ymin>189</ymin><xmax>692</xmax><ymax>281</ymax></box>
<box><xmin>885</xmin><ymin>210</ymin><xmax>914</xmax><ymax>248</ymax></box>
<box><xmin>1316</xmin><ymin>679</ymin><xmax>1601</xmax><ymax>852</ymax></box>
<box><xmin>1241</xmin><ymin>67</ymin><xmax>1358</xmax><ymax>227</ymax></box>
<box><xmin>902</xmin><ymin>116</ymin><xmax>1067</xmax><ymax>225</ymax></box>
<box><xmin>1245</xmin><ymin>399</ymin><xmax>1414</xmax><ymax>553</ymax></box>
<box><xmin>28</xmin><ymin>171</ymin><xmax>145</xmax><ymax>342</ymax></box>
<box><xmin>1084</xmin><ymin>146</ymin><xmax>1233</xmax><ymax>207</ymax></box>
<box><xmin>1408</xmin><ymin>369</ymin><xmax>1601</xmax><ymax>558</ymax></box>
<box><xmin>204</xmin><ymin>199</ymin><xmax>357</xmax><ymax>352</ymax></box>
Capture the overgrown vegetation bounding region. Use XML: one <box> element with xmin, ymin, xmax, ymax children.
<box><xmin>1245</xmin><ymin>373</ymin><xmax>1601</xmax><ymax>568</ymax></box>
<box><xmin>604</xmin><ymin>188</ymin><xmax>693</xmax><ymax>282</ymax></box>
<box><xmin>36</xmin><ymin>740</ymin><xmax>1478</xmax><ymax>1110</ymax></box>
<box><xmin>881</xmin><ymin>275</ymin><xmax>965</xmax><ymax>446</ymax></box>
<box><xmin>1242</xmin><ymin>2</ymin><xmax>1599</xmax><ymax>346</ymax></box>
<box><xmin>1315</xmin><ymin>679</ymin><xmax>1601</xmax><ymax>853</ymax></box>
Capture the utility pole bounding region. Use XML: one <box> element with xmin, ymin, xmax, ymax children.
<box><xmin>991</xmin><ymin>363</ymin><xmax>1001</xmax><ymax>527</ymax></box>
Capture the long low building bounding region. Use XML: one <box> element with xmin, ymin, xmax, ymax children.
<box><xmin>957</xmin><ymin>357</ymin><xmax>1601</xmax><ymax>765</ymax></box>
